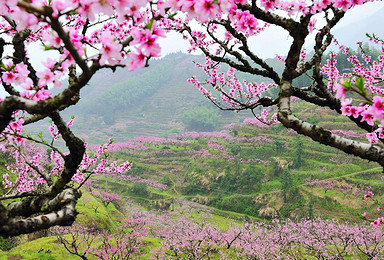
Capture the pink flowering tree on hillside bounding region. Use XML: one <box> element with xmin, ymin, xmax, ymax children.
<box><xmin>90</xmin><ymin>189</ymin><xmax>122</xmax><ymax>208</ymax></box>
<box><xmin>54</xmin><ymin>217</ymin><xmax>148</xmax><ymax>260</ymax></box>
<box><xmin>167</xmin><ymin>0</ymin><xmax>384</xmax><ymax>168</ymax></box>
<box><xmin>0</xmin><ymin>0</ymin><xmax>171</xmax><ymax>236</ymax></box>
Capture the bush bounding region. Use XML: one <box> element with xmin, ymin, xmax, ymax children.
<box><xmin>0</xmin><ymin>236</ymin><xmax>16</xmax><ymax>251</ymax></box>
<box><xmin>279</xmin><ymin>196</ymin><xmax>305</xmax><ymax>218</ymax></box>
<box><xmin>162</xmin><ymin>175</ymin><xmax>173</xmax><ymax>187</ymax></box>
<box><xmin>181</xmin><ymin>106</ymin><xmax>221</xmax><ymax>131</ymax></box>
<box><xmin>213</xmin><ymin>165</ymin><xmax>263</xmax><ymax>194</ymax></box>
<box><xmin>216</xmin><ymin>195</ymin><xmax>260</xmax><ymax>217</ymax></box>
<box><xmin>130</xmin><ymin>182</ymin><xmax>149</xmax><ymax>197</ymax></box>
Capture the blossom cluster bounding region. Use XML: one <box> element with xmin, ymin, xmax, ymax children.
<box><xmin>321</xmin><ymin>39</ymin><xmax>384</xmax><ymax>143</ymax></box>
<box><xmin>72</xmin><ymin>139</ymin><xmax>132</xmax><ymax>184</ymax></box>
<box><xmin>3</xmin><ymin>142</ymin><xmax>49</xmax><ymax>193</ymax></box>
<box><xmin>188</xmin><ymin>58</ymin><xmax>278</xmax><ymax>114</ymax></box>
<box><xmin>54</xmin><ymin>196</ymin><xmax>384</xmax><ymax>259</ymax></box>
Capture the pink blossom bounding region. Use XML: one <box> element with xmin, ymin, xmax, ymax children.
<box><xmin>99</xmin><ymin>31</ymin><xmax>123</xmax><ymax>66</ymax></box>
<box><xmin>334</xmin><ymin>83</ymin><xmax>346</xmax><ymax>100</ymax></box>
<box><xmin>334</xmin><ymin>0</ymin><xmax>352</xmax><ymax>11</ymax></box>
<box><xmin>194</xmin><ymin>0</ymin><xmax>219</xmax><ymax>21</ymax></box>
<box><xmin>366</xmin><ymin>132</ymin><xmax>378</xmax><ymax>144</ymax></box>
<box><xmin>361</xmin><ymin>109</ymin><xmax>375</xmax><ymax>126</ymax></box>
<box><xmin>308</xmin><ymin>19</ymin><xmax>317</xmax><ymax>33</ymax></box>
<box><xmin>260</xmin><ymin>0</ymin><xmax>277</xmax><ymax>11</ymax></box>
<box><xmin>373</xmin><ymin>96</ymin><xmax>384</xmax><ymax>113</ymax></box>
<box><xmin>2</xmin><ymin>71</ymin><xmax>16</xmax><ymax>84</ymax></box>
<box><xmin>37</xmin><ymin>69</ymin><xmax>55</xmax><ymax>88</ymax></box>
<box><xmin>2</xmin><ymin>63</ymin><xmax>33</xmax><ymax>90</ymax></box>
<box><xmin>128</xmin><ymin>50</ymin><xmax>146</xmax><ymax>71</ymax></box>
<box><xmin>131</xmin><ymin>28</ymin><xmax>161</xmax><ymax>57</ymax></box>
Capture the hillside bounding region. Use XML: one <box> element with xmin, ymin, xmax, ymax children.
<box><xmin>101</xmin><ymin>102</ymin><xmax>382</xmax><ymax>222</ymax></box>
<box><xmin>51</xmin><ymin>52</ymin><xmax>284</xmax><ymax>144</ymax></box>
<box><xmin>3</xmin><ymin>101</ymin><xmax>384</xmax><ymax>259</ymax></box>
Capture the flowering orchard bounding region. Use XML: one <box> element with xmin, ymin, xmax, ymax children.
<box><xmin>153</xmin><ymin>217</ymin><xmax>384</xmax><ymax>259</ymax></box>
<box><xmin>0</xmin><ymin>0</ymin><xmax>382</xmax><ymax>236</ymax></box>
<box><xmin>56</xmin><ymin>202</ymin><xmax>384</xmax><ymax>259</ymax></box>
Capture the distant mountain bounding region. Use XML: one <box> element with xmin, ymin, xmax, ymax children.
<box><xmin>58</xmin><ymin>50</ymin><xmax>314</xmax><ymax>143</ymax></box>
<box><xmin>330</xmin><ymin>6</ymin><xmax>384</xmax><ymax>49</ymax></box>
<box><xmin>63</xmin><ymin>53</ymin><xmax>255</xmax><ymax>143</ymax></box>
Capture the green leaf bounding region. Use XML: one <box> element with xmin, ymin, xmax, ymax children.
<box><xmin>340</xmin><ymin>79</ymin><xmax>351</xmax><ymax>89</ymax></box>
<box><xmin>146</xmin><ymin>19</ymin><xmax>154</xmax><ymax>30</ymax></box>
<box><xmin>355</xmin><ymin>76</ymin><xmax>365</xmax><ymax>93</ymax></box>
<box><xmin>43</xmin><ymin>45</ymin><xmax>56</xmax><ymax>51</ymax></box>
<box><xmin>168</xmin><ymin>12</ymin><xmax>178</xmax><ymax>19</ymax></box>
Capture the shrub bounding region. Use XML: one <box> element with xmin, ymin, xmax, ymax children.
<box><xmin>181</xmin><ymin>106</ymin><xmax>221</xmax><ymax>131</ymax></box>
<box><xmin>131</xmin><ymin>182</ymin><xmax>149</xmax><ymax>197</ymax></box>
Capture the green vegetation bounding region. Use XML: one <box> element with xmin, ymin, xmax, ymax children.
<box><xmin>6</xmin><ymin>236</ymin><xmax>81</xmax><ymax>260</ymax></box>
<box><xmin>75</xmin><ymin>192</ymin><xmax>123</xmax><ymax>229</ymax></box>
<box><xmin>80</xmin><ymin>60</ymin><xmax>175</xmax><ymax>123</ymax></box>
<box><xmin>0</xmin><ymin>236</ymin><xmax>16</xmax><ymax>251</ymax></box>
<box><xmin>93</xmin><ymin>99</ymin><xmax>382</xmax><ymax>223</ymax></box>
<box><xmin>130</xmin><ymin>182</ymin><xmax>150</xmax><ymax>197</ymax></box>
<box><xmin>181</xmin><ymin>106</ymin><xmax>221</xmax><ymax>131</ymax></box>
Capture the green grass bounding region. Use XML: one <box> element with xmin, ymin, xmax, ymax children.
<box><xmin>6</xmin><ymin>236</ymin><xmax>84</xmax><ymax>260</ymax></box>
<box><xmin>0</xmin><ymin>251</ymin><xmax>6</xmax><ymax>260</ymax></box>
<box><xmin>75</xmin><ymin>192</ymin><xmax>122</xmax><ymax>229</ymax></box>
<box><xmin>138</xmin><ymin>237</ymin><xmax>163</xmax><ymax>259</ymax></box>
<box><xmin>260</xmin><ymin>180</ymin><xmax>281</xmax><ymax>192</ymax></box>
<box><xmin>209</xmin><ymin>213</ymin><xmax>241</xmax><ymax>231</ymax></box>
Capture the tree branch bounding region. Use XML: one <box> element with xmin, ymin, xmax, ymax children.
<box><xmin>278</xmin><ymin>81</ymin><xmax>384</xmax><ymax>167</ymax></box>
<box><xmin>0</xmin><ymin>188</ymin><xmax>80</xmax><ymax>237</ymax></box>
<box><xmin>48</xmin><ymin>112</ymin><xmax>85</xmax><ymax>196</ymax></box>
<box><xmin>295</xmin><ymin>9</ymin><xmax>345</xmax><ymax>78</ymax></box>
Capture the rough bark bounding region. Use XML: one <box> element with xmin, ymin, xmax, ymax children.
<box><xmin>0</xmin><ymin>188</ymin><xmax>80</xmax><ymax>237</ymax></box>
